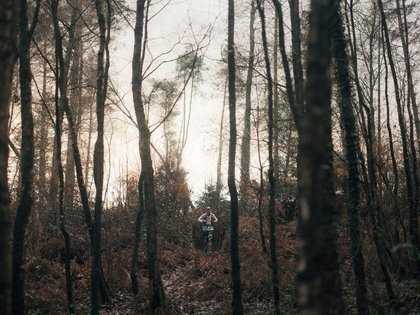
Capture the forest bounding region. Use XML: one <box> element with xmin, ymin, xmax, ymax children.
<box><xmin>0</xmin><ymin>0</ymin><xmax>419</xmax><ymax>314</ymax></box>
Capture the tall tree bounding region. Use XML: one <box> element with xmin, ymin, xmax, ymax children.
<box><xmin>132</xmin><ymin>0</ymin><xmax>166</xmax><ymax>311</ymax></box>
<box><xmin>239</xmin><ymin>1</ymin><xmax>256</xmax><ymax>198</ymax></box>
<box><xmin>227</xmin><ymin>0</ymin><xmax>243</xmax><ymax>312</ymax></box>
<box><xmin>91</xmin><ymin>1</ymin><xmax>112</xmax><ymax>313</ymax></box>
<box><xmin>331</xmin><ymin>2</ymin><xmax>369</xmax><ymax>313</ymax></box>
<box><xmin>378</xmin><ymin>0</ymin><xmax>419</xmax><ymax>274</ymax></box>
<box><xmin>51</xmin><ymin>0</ymin><xmax>78</xmax><ymax>312</ymax></box>
<box><xmin>297</xmin><ymin>0</ymin><xmax>345</xmax><ymax>312</ymax></box>
<box><xmin>12</xmin><ymin>0</ymin><xmax>39</xmax><ymax>314</ymax></box>
<box><xmin>256</xmin><ymin>1</ymin><xmax>280</xmax><ymax>314</ymax></box>
<box><xmin>0</xmin><ymin>1</ymin><xmax>18</xmax><ymax>314</ymax></box>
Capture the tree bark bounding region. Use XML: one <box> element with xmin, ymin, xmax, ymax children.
<box><xmin>12</xmin><ymin>0</ymin><xmax>38</xmax><ymax>313</ymax></box>
<box><xmin>0</xmin><ymin>1</ymin><xmax>18</xmax><ymax>314</ymax></box>
<box><xmin>227</xmin><ymin>0</ymin><xmax>243</xmax><ymax>313</ymax></box>
<box><xmin>216</xmin><ymin>77</ymin><xmax>227</xmax><ymax>196</ymax></box>
<box><xmin>132</xmin><ymin>0</ymin><xmax>166</xmax><ymax>311</ymax></box>
<box><xmin>256</xmin><ymin>1</ymin><xmax>280</xmax><ymax>313</ymax></box>
<box><xmin>91</xmin><ymin>1</ymin><xmax>111</xmax><ymax>313</ymax></box>
<box><xmin>51</xmin><ymin>1</ymin><xmax>77</xmax><ymax>312</ymax></box>
<box><xmin>378</xmin><ymin>0</ymin><xmax>419</xmax><ymax>275</ymax></box>
<box><xmin>239</xmin><ymin>1</ymin><xmax>256</xmax><ymax>199</ymax></box>
<box><xmin>297</xmin><ymin>0</ymin><xmax>345</xmax><ymax>312</ymax></box>
<box><xmin>331</xmin><ymin>3</ymin><xmax>369</xmax><ymax>313</ymax></box>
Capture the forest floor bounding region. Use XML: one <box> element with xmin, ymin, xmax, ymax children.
<box><xmin>26</xmin><ymin>217</ymin><xmax>420</xmax><ymax>314</ymax></box>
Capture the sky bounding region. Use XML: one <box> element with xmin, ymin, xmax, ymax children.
<box><xmin>107</xmin><ymin>0</ymin><xmax>230</xmax><ymax>201</ymax></box>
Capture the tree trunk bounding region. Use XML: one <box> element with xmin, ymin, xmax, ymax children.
<box><xmin>132</xmin><ymin>0</ymin><xmax>165</xmax><ymax>311</ymax></box>
<box><xmin>227</xmin><ymin>0</ymin><xmax>243</xmax><ymax>313</ymax></box>
<box><xmin>297</xmin><ymin>0</ymin><xmax>345</xmax><ymax>312</ymax></box>
<box><xmin>255</xmin><ymin>103</ymin><xmax>267</xmax><ymax>254</ymax></box>
<box><xmin>239</xmin><ymin>1</ymin><xmax>256</xmax><ymax>199</ymax></box>
<box><xmin>12</xmin><ymin>1</ymin><xmax>37</xmax><ymax>313</ymax></box>
<box><xmin>216</xmin><ymin>77</ymin><xmax>227</xmax><ymax>196</ymax></box>
<box><xmin>331</xmin><ymin>4</ymin><xmax>369</xmax><ymax>313</ymax></box>
<box><xmin>256</xmin><ymin>1</ymin><xmax>280</xmax><ymax>313</ymax></box>
<box><xmin>0</xmin><ymin>1</ymin><xmax>18</xmax><ymax>314</ymax></box>
<box><xmin>64</xmin><ymin>23</ymin><xmax>82</xmax><ymax>212</ymax></box>
<box><xmin>37</xmin><ymin>52</ymin><xmax>49</xmax><ymax>209</ymax></box>
<box><xmin>131</xmin><ymin>173</ymin><xmax>145</xmax><ymax>295</ymax></box>
<box><xmin>378</xmin><ymin>0</ymin><xmax>419</xmax><ymax>275</ymax></box>
<box><xmin>51</xmin><ymin>1</ymin><xmax>77</xmax><ymax>312</ymax></box>
<box><xmin>395</xmin><ymin>0</ymin><xmax>420</xmax><ymax>270</ymax></box>
<box><xmin>91</xmin><ymin>1</ymin><xmax>111</xmax><ymax>313</ymax></box>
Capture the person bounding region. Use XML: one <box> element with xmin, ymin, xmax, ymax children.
<box><xmin>198</xmin><ymin>207</ymin><xmax>218</xmax><ymax>253</ymax></box>
<box><xmin>198</xmin><ymin>207</ymin><xmax>218</xmax><ymax>226</ymax></box>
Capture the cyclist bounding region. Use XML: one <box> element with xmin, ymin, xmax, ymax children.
<box><xmin>198</xmin><ymin>207</ymin><xmax>218</xmax><ymax>253</ymax></box>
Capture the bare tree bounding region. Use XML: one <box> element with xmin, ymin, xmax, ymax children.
<box><xmin>331</xmin><ymin>2</ymin><xmax>369</xmax><ymax>313</ymax></box>
<box><xmin>240</xmin><ymin>1</ymin><xmax>256</xmax><ymax>199</ymax></box>
<box><xmin>132</xmin><ymin>0</ymin><xmax>166</xmax><ymax>311</ymax></box>
<box><xmin>256</xmin><ymin>0</ymin><xmax>280</xmax><ymax>313</ymax></box>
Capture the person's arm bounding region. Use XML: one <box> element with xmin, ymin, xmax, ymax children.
<box><xmin>211</xmin><ymin>213</ymin><xmax>218</xmax><ymax>223</ymax></box>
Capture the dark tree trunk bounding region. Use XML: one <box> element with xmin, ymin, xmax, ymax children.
<box><xmin>91</xmin><ymin>1</ymin><xmax>111</xmax><ymax>313</ymax></box>
<box><xmin>297</xmin><ymin>0</ymin><xmax>345</xmax><ymax>312</ymax></box>
<box><xmin>395</xmin><ymin>0</ymin><xmax>420</xmax><ymax>271</ymax></box>
<box><xmin>132</xmin><ymin>0</ymin><xmax>165</xmax><ymax>311</ymax></box>
<box><xmin>331</xmin><ymin>4</ymin><xmax>369</xmax><ymax>313</ymax></box>
<box><xmin>272</xmin><ymin>0</ymin><xmax>304</xmax><ymax>212</ymax></box>
<box><xmin>378</xmin><ymin>0</ymin><xmax>419</xmax><ymax>276</ymax></box>
<box><xmin>255</xmin><ymin>105</ymin><xmax>267</xmax><ymax>255</ymax></box>
<box><xmin>227</xmin><ymin>0</ymin><xmax>243</xmax><ymax>313</ymax></box>
<box><xmin>64</xmin><ymin>22</ymin><xmax>83</xmax><ymax>212</ymax></box>
<box><xmin>131</xmin><ymin>173</ymin><xmax>145</xmax><ymax>295</ymax></box>
<box><xmin>37</xmin><ymin>53</ymin><xmax>49</xmax><ymax>209</ymax></box>
<box><xmin>256</xmin><ymin>1</ymin><xmax>280</xmax><ymax>313</ymax></box>
<box><xmin>0</xmin><ymin>1</ymin><xmax>18</xmax><ymax>314</ymax></box>
<box><xmin>12</xmin><ymin>1</ymin><xmax>39</xmax><ymax>314</ymax></box>
<box><xmin>51</xmin><ymin>1</ymin><xmax>76</xmax><ymax>312</ymax></box>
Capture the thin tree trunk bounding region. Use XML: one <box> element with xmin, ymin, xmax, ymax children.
<box><xmin>383</xmin><ymin>35</ymin><xmax>403</xmax><ymax>238</ymax></box>
<box><xmin>256</xmin><ymin>1</ymin><xmax>280</xmax><ymax>313</ymax></box>
<box><xmin>239</xmin><ymin>1</ymin><xmax>256</xmax><ymax>197</ymax></box>
<box><xmin>254</xmin><ymin>103</ymin><xmax>267</xmax><ymax>254</ymax></box>
<box><xmin>38</xmin><ymin>51</ymin><xmax>49</xmax><ymax>209</ymax></box>
<box><xmin>132</xmin><ymin>0</ymin><xmax>165</xmax><ymax>311</ymax></box>
<box><xmin>331</xmin><ymin>4</ymin><xmax>369</xmax><ymax>313</ymax></box>
<box><xmin>12</xmin><ymin>1</ymin><xmax>38</xmax><ymax>313</ymax></box>
<box><xmin>91</xmin><ymin>1</ymin><xmax>111</xmax><ymax>313</ymax></box>
<box><xmin>227</xmin><ymin>0</ymin><xmax>243</xmax><ymax>312</ymax></box>
<box><xmin>273</xmin><ymin>15</ymin><xmax>280</xmax><ymax>192</ymax></box>
<box><xmin>51</xmin><ymin>1</ymin><xmax>77</xmax><ymax>312</ymax></box>
<box><xmin>216</xmin><ymin>77</ymin><xmax>227</xmax><ymax>196</ymax></box>
<box><xmin>378</xmin><ymin>0</ymin><xmax>419</xmax><ymax>274</ymax></box>
<box><xmin>64</xmin><ymin>20</ymin><xmax>82</xmax><ymax>212</ymax></box>
<box><xmin>395</xmin><ymin>0</ymin><xmax>420</xmax><ymax>268</ymax></box>
<box><xmin>0</xmin><ymin>1</ymin><xmax>18</xmax><ymax>314</ymax></box>
<box><xmin>297</xmin><ymin>0</ymin><xmax>345</xmax><ymax>312</ymax></box>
